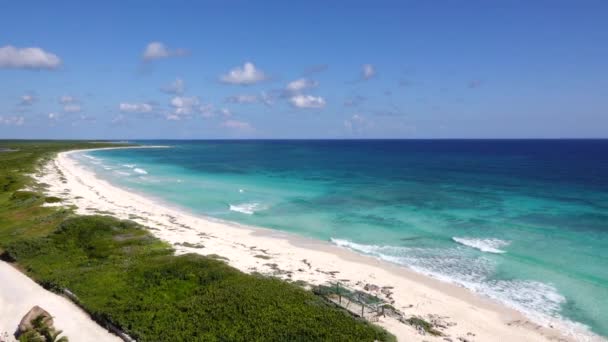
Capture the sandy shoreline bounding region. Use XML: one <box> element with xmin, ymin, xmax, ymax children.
<box><xmin>29</xmin><ymin>147</ymin><xmax>604</xmax><ymax>342</ymax></box>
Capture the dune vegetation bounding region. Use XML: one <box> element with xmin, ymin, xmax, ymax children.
<box><xmin>0</xmin><ymin>141</ymin><xmax>394</xmax><ymax>342</ymax></box>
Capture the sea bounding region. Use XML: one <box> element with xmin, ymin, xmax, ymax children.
<box><xmin>73</xmin><ymin>140</ymin><xmax>608</xmax><ymax>339</ymax></box>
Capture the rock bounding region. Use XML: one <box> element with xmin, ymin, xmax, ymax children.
<box><xmin>364</xmin><ymin>283</ymin><xmax>380</xmax><ymax>292</ymax></box>
<box><xmin>16</xmin><ymin>306</ymin><xmax>54</xmax><ymax>337</ymax></box>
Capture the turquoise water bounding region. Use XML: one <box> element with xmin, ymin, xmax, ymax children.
<box><xmin>75</xmin><ymin>140</ymin><xmax>608</xmax><ymax>338</ymax></box>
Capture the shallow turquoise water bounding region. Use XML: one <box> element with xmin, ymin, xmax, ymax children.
<box><xmin>76</xmin><ymin>140</ymin><xmax>608</xmax><ymax>338</ymax></box>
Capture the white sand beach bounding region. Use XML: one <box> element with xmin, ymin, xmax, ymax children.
<box><xmin>24</xmin><ymin>147</ymin><xmax>603</xmax><ymax>342</ymax></box>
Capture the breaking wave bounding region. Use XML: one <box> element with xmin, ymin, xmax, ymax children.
<box><xmin>229</xmin><ymin>202</ymin><xmax>266</xmax><ymax>215</ymax></box>
<box><xmin>329</xmin><ymin>237</ymin><xmax>598</xmax><ymax>339</ymax></box>
<box><xmin>452</xmin><ymin>237</ymin><xmax>510</xmax><ymax>254</ymax></box>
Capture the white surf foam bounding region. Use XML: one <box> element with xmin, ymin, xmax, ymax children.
<box><xmin>133</xmin><ymin>168</ymin><xmax>148</xmax><ymax>175</ymax></box>
<box><xmin>229</xmin><ymin>202</ymin><xmax>266</xmax><ymax>215</ymax></box>
<box><xmin>122</xmin><ymin>164</ymin><xmax>136</xmax><ymax>168</ymax></box>
<box><xmin>452</xmin><ymin>237</ymin><xmax>510</xmax><ymax>254</ymax></box>
<box><xmin>83</xmin><ymin>154</ymin><xmax>99</xmax><ymax>161</ymax></box>
<box><xmin>329</xmin><ymin>237</ymin><xmax>599</xmax><ymax>340</ymax></box>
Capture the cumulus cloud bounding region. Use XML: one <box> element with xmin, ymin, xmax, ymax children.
<box><xmin>161</xmin><ymin>78</ymin><xmax>185</xmax><ymax>94</ymax></box>
<box><xmin>142</xmin><ymin>42</ymin><xmax>188</xmax><ymax>61</ymax></box>
<box><xmin>0</xmin><ymin>45</ymin><xmax>61</xmax><ymax>69</ymax></box>
<box><xmin>286</xmin><ymin>78</ymin><xmax>318</xmax><ymax>92</ymax></box>
<box><xmin>362</xmin><ymin>64</ymin><xmax>376</xmax><ymax>80</ymax></box>
<box><xmin>220</xmin><ymin>62</ymin><xmax>267</xmax><ymax>85</ymax></box>
<box><xmin>19</xmin><ymin>94</ymin><xmax>36</xmax><ymax>106</ymax></box>
<box><xmin>221</xmin><ymin>119</ymin><xmax>253</xmax><ymax>130</ymax></box>
<box><xmin>167</xmin><ymin>96</ymin><xmax>200</xmax><ymax>120</ymax></box>
<box><xmin>119</xmin><ymin>102</ymin><xmax>153</xmax><ymax>113</ymax></box>
<box><xmin>289</xmin><ymin>94</ymin><xmax>326</xmax><ymax>109</ymax></box>
<box><xmin>0</xmin><ymin>115</ymin><xmax>25</xmax><ymax>126</ymax></box>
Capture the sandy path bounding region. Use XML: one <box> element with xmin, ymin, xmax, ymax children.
<box><xmin>0</xmin><ymin>262</ymin><xmax>121</xmax><ymax>342</ymax></box>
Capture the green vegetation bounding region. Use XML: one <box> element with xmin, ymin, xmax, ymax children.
<box><xmin>0</xmin><ymin>141</ymin><xmax>130</xmax><ymax>247</ymax></box>
<box><xmin>406</xmin><ymin>317</ymin><xmax>442</xmax><ymax>336</ymax></box>
<box><xmin>19</xmin><ymin>314</ymin><xmax>68</xmax><ymax>342</ymax></box>
<box><xmin>0</xmin><ymin>141</ymin><xmax>394</xmax><ymax>342</ymax></box>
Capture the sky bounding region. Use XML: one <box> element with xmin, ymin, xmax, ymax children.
<box><xmin>1</xmin><ymin>0</ymin><xmax>607</xmax><ymax>139</ymax></box>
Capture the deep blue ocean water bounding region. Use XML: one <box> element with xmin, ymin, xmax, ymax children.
<box><xmin>76</xmin><ymin>140</ymin><xmax>608</xmax><ymax>338</ymax></box>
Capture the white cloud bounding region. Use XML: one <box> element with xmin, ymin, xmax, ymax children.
<box><xmin>0</xmin><ymin>115</ymin><xmax>25</xmax><ymax>126</ymax></box>
<box><xmin>171</xmin><ymin>96</ymin><xmax>199</xmax><ymax>111</ymax></box>
<box><xmin>221</xmin><ymin>119</ymin><xmax>253</xmax><ymax>130</ymax></box>
<box><xmin>119</xmin><ymin>102</ymin><xmax>153</xmax><ymax>113</ymax></box>
<box><xmin>48</xmin><ymin>112</ymin><xmax>59</xmax><ymax>120</ymax></box>
<box><xmin>362</xmin><ymin>64</ymin><xmax>376</xmax><ymax>80</ymax></box>
<box><xmin>286</xmin><ymin>78</ymin><xmax>318</xmax><ymax>92</ymax></box>
<box><xmin>63</xmin><ymin>104</ymin><xmax>82</xmax><ymax>113</ymax></box>
<box><xmin>225</xmin><ymin>94</ymin><xmax>258</xmax><ymax>104</ymax></box>
<box><xmin>289</xmin><ymin>94</ymin><xmax>326</xmax><ymax>109</ymax></box>
<box><xmin>168</xmin><ymin>96</ymin><xmax>200</xmax><ymax>120</ymax></box>
<box><xmin>20</xmin><ymin>94</ymin><xmax>36</xmax><ymax>106</ymax></box>
<box><xmin>142</xmin><ymin>42</ymin><xmax>187</xmax><ymax>61</ymax></box>
<box><xmin>0</xmin><ymin>45</ymin><xmax>61</xmax><ymax>69</ymax></box>
<box><xmin>220</xmin><ymin>62</ymin><xmax>267</xmax><ymax>85</ymax></box>
<box><xmin>161</xmin><ymin>78</ymin><xmax>185</xmax><ymax>94</ymax></box>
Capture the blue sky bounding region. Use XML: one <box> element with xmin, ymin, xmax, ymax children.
<box><xmin>1</xmin><ymin>0</ymin><xmax>607</xmax><ymax>139</ymax></box>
